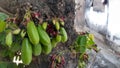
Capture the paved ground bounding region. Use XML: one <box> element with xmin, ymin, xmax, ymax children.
<box><xmin>79</xmin><ymin>26</ymin><xmax>120</xmax><ymax>68</ymax></box>
<box><xmin>74</xmin><ymin>0</ymin><xmax>120</xmax><ymax>67</ymax></box>
<box><xmin>89</xmin><ymin>37</ymin><xmax>120</xmax><ymax>68</ymax></box>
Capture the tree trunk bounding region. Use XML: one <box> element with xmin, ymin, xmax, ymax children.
<box><xmin>0</xmin><ymin>0</ymin><xmax>78</xmax><ymax>68</ymax></box>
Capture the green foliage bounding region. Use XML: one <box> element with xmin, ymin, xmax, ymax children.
<box><xmin>0</xmin><ymin>12</ymin><xmax>8</xmax><ymax>33</ymax></box>
<box><xmin>75</xmin><ymin>35</ymin><xmax>87</xmax><ymax>53</ymax></box>
<box><xmin>0</xmin><ymin>12</ymin><xmax>9</xmax><ymax>21</ymax></box>
<box><xmin>77</xmin><ymin>35</ymin><xmax>87</xmax><ymax>46</ymax></box>
<box><xmin>75</xmin><ymin>33</ymin><xmax>96</xmax><ymax>53</ymax></box>
<box><xmin>71</xmin><ymin>33</ymin><xmax>98</xmax><ymax>68</ymax></box>
<box><xmin>0</xmin><ymin>20</ymin><xmax>6</xmax><ymax>33</ymax></box>
<box><xmin>0</xmin><ymin>62</ymin><xmax>7</xmax><ymax>68</ymax></box>
<box><xmin>0</xmin><ymin>62</ymin><xmax>18</xmax><ymax>68</ymax></box>
<box><xmin>0</xmin><ymin>49</ymin><xmax>9</xmax><ymax>57</ymax></box>
<box><xmin>7</xmin><ymin>63</ymin><xmax>18</xmax><ymax>68</ymax></box>
<box><xmin>0</xmin><ymin>21</ymin><xmax>22</xmax><ymax>67</ymax></box>
<box><xmin>0</xmin><ymin>32</ymin><xmax>6</xmax><ymax>45</ymax></box>
<box><xmin>10</xmin><ymin>42</ymin><xmax>21</xmax><ymax>53</ymax></box>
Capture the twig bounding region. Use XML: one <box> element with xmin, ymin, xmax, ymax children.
<box><xmin>0</xmin><ymin>7</ymin><xmax>14</xmax><ymax>16</ymax></box>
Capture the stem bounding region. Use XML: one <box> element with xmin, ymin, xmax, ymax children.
<box><xmin>0</xmin><ymin>7</ymin><xmax>13</xmax><ymax>16</ymax></box>
<box><xmin>79</xmin><ymin>52</ymin><xmax>85</xmax><ymax>59</ymax></box>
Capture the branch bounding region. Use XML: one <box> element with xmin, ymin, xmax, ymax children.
<box><xmin>0</xmin><ymin>7</ymin><xmax>14</xmax><ymax>16</ymax></box>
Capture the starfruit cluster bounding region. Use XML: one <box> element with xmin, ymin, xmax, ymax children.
<box><xmin>0</xmin><ymin>9</ymin><xmax>68</xmax><ymax>65</ymax></box>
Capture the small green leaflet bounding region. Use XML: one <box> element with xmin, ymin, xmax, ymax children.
<box><xmin>76</xmin><ymin>35</ymin><xmax>87</xmax><ymax>46</ymax></box>
<box><xmin>80</xmin><ymin>36</ymin><xmax>87</xmax><ymax>46</ymax></box>
<box><xmin>0</xmin><ymin>12</ymin><xmax>8</xmax><ymax>32</ymax></box>
<box><xmin>7</xmin><ymin>63</ymin><xmax>18</xmax><ymax>68</ymax></box>
<box><xmin>0</xmin><ymin>62</ymin><xmax>7</xmax><ymax>68</ymax></box>
<box><xmin>0</xmin><ymin>32</ymin><xmax>6</xmax><ymax>45</ymax></box>
<box><xmin>10</xmin><ymin>42</ymin><xmax>21</xmax><ymax>53</ymax></box>
<box><xmin>0</xmin><ymin>62</ymin><xmax>18</xmax><ymax>68</ymax></box>
<box><xmin>87</xmin><ymin>38</ymin><xmax>95</xmax><ymax>46</ymax></box>
<box><xmin>0</xmin><ymin>12</ymin><xmax>9</xmax><ymax>21</ymax></box>
<box><xmin>76</xmin><ymin>36</ymin><xmax>82</xmax><ymax>45</ymax></box>
<box><xmin>0</xmin><ymin>49</ymin><xmax>9</xmax><ymax>57</ymax></box>
<box><xmin>0</xmin><ymin>20</ymin><xmax>6</xmax><ymax>33</ymax></box>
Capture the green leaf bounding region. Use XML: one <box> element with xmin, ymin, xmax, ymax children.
<box><xmin>7</xmin><ymin>63</ymin><xmax>18</xmax><ymax>68</ymax></box>
<box><xmin>0</xmin><ymin>32</ymin><xmax>6</xmax><ymax>45</ymax></box>
<box><xmin>9</xmin><ymin>51</ymin><xmax>15</xmax><ymax>60</ymax></box>
<box><xmin>17</xmin><ymin>64</ymin><xmax>24</xmax><ymax>68</ymax></box>
<box><xmin>0</xmin><ymin>12</ymin><xmax>9</xmax><ymax>21</ymax></box>
<box><xmin>10</xmin><ymin>42</ymin><xmax>21</xmax><ymax>52</ymax></box>
<box><xmin>75</xmin><ymin>35</ymin><xmax>87</xmax><ymax>53</ymax></box>
<box><xmin>77</xmin><ymin>35</ymin><xmax>87</xmax><ymax>46</ymax></box>
<box><xmin>80</xmin><ymin>46</ymin><xmax>86</xmax><ymax>53</ymax></box>
<box><xmin>76</xmin><ymin>35</ymin><xmax>82</xmax><ymax>45</ymax></box>
<box><xmin>0</xmin><ymin>62</ymin><xmax>7</xmax><ymax>68</ymax></box>
<box><xmin>80</xmin><ymin>36</ymin><xmax>87</xmax><ymax>46</ymax></box>
<box><xmin>75</xmin><ymin>44</ymin><xmax>86</xmax><ymax>53</ymax></box>
<box><xmin>9</xmin><ymin>23</ymin><xmax>18</xmax><ymax>30</ymax></box>
<box><xmin>0</xmin><ymin>49</ymin><xmax>9</xmax><ymax>57</ymax></box>
<box><xmin>0</xmin><ymin>62</ymin><xmax>19</xmax><ymax>68</ymax></box>
<box><xmin>78</xmin><ymin>61</ymin><xmax>85</xmax><ymax>68</ymax></box>
<box><xmin>0</xmin><ymin>20</ymin><xmax>6</xmax><ymax>33</ymax></box>
<box><xmin>87</xmin><ymin>39</ymin><xmax>95</xmax><ymax>46</ymax></box>
<box><xmin>86</xmin><ymin>35</ymin><xmax>95</xmax><ymax>49</ymax></box>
